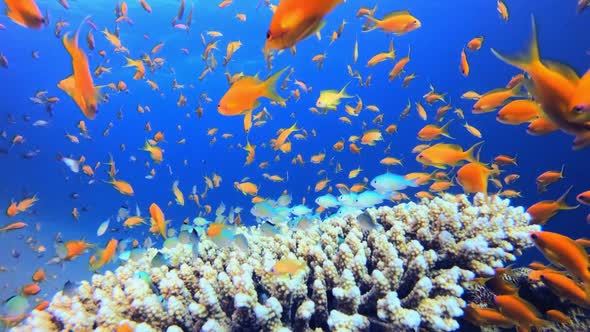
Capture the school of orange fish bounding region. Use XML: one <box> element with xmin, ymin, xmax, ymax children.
<box><xmin>1</xmin><ymin>0</ymin><xmax>590</xmax><ymax>330</ymax></box>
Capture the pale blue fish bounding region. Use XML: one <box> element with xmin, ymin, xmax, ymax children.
<box><xmin>277</xmin><ymin>194</ymin><xmax>292</xmax><ymax>207</ymax></box>
<box><xmin>336</xmin><ymin>206</ymin><xmax>358</xmax><ymax>217</ymax></box>
<box><xmin>354</xmin><ymin>191</ymin><xmax>387</xmax><ymax>208</ymax></box>
<box><xmin>260</xmin><ymin>222</ymin><xmax>281</xmax><ymax>236</ymax></box>
<box><xmin>357</xmin><ymin>211</ymin><xmax>381</xmax><ymax>231</ymax></box>
<box><xmin>290</xmin><ymin>204</ymin><xmax>312</xmax><ymax>216</ymax></box>
<box><xmin>292</xmin><ymin>215</ymin><xmax>318</xmax><ymax>230</ymax></box>
<box><xmin>315</xmin><ymin>194</ymin><xmax>340</xmax><ymax>208</ymax></box>
<box><xmin>370</xmin><ymin>172</ymin><xmax>418</xmax><ymax>194</ymax></box>
<box><xmin>234</xmin><ymin>234</ymin><xmax>249</xmax><ymax>253</ymax></box>
<box><xmin>251</xmin><ymin>202</ymin><xmax>277</xmax><ymax>219</ymax></box>
<box><xmin>338</xmin><ymin>193</ymin><xmax>358</xmax><ymax>207</ymax></box>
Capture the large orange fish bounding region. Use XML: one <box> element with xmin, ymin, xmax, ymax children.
<box><xmin>60</xmin><ymin>18</ymin><xmax>100</xmax><ymax>119</ymax></box>
<box><xmin>3</xmin><ymin>0</ymin><xmax>45</xmax><ymax>29</ymax></box>
<box><xmin>492</xmin><ymin>17</ymin><xmax>590</xmax><ymax>149</ymax></box>
<box><xmin>531</xmin><ymin>231</ymin><xmax>590</xmax><ymax>297</ymax></box>
<box><xmin>218</xmin><ymin>68</ymin><xmax>288</xmax><ymax>131</ymax></box>
<box><xmin>265</xmin><ymin>0</ymin><xmax>343</xmax><ymax>50</ymax></box>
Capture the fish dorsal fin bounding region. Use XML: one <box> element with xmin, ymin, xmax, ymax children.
<box><xmin>543</xmin><ymin>60</ymin><xmax>580</xmax><ymax>84</ymax></box>
<box><xmin>383</xmin><ymin>10</ymin><xmax>411</xmax><ymax>20</ymax></box>
<box><xmin>441</xmin><ymin>143</ymin><xmax>463</xmax><ymax>151</ymax></box>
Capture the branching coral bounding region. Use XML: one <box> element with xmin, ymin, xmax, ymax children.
<box><xmin>14</xmin><ymin>193</ymin><xmax>538</xmax><ymax>331</ymax></box>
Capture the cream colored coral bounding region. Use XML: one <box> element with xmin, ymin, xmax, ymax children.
<box><xmin>15</xmin><ymin>193</ymin><xmax>537</xmax><ymax>331</ymax></box>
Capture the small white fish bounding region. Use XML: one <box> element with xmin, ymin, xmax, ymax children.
<box><xmin>61</xmin><ymin>157</ymin><xmax>80</xmax><ymax>173</ymax></box>
<box><xmin>32</xmin><ymin>120</ymin><xmax>49</xmax><ymax>127</ymax></box>
<box><xmin>97</xmin><ymin>219</ymin><xmax>110</xmax><ymax>236</ymax></box>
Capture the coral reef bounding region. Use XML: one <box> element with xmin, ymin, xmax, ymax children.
<box><xmin>14</xmin><ymin>193</ymin><xmax>539</xmax><ymax>331</ymax></box>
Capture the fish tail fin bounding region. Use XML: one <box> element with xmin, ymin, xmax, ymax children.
<box><xmin>89</xmin><ymin>250</ymin><xmax>103</xmax><ymax>271</ymax></box>
<box><xmin>124</xmin><ymin>57</ymin><xmax>136</xmax><ymax>67</ymax></box>
<box><xmin>262</xmin><ymin>67</ymin><xmax>289</xmax><ymax>103</ymax></box>
<box><xmin>465</xmin><ymin>141</ymin><xmax>484</xmax><ymax>163</ymax></box>
<box><xmin>339</xmin><ymin>81</ymin><xmax>353</xmax><ymax>98</ymax></box>
<box><xmin>440</xmin><ymin>119</ymin><xmax>454</xmax><ymax>139</ymax></box>
<box><xmin>559</xmin><ymin>164</ymin><xmax>565</xmax><ymax>178</ymax></box>
<box><xmin>556</xmin><ymin>185</ymin><xmax>579</xmax><ymax>210</ymax></box>
<box><xmin>62</xmin><ymin>32</ymin><xmax>77</xmax><ymax>56</ymax></box>
<box><xmin>362</xmin><ymin>16</ymin><xmax>381</xmax><ymax>32</ymax></box>
<box><xmin>491</xmin><ymin>15</ymin><xmax>540</xmax><ymax>72</ymax></box>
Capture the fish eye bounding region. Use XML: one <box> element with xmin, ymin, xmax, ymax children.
<box><xmin>530</xmin><ymin>233</ymin><xmax>538</xmax><ymax>240</ymax></box>
<box><xmin>266</xmin><ymin>30</ymin><xmax>272</xmax><ymax>39</ymax></box>
<box><xmin>573</xmin><ymin>105</ymin><xmax>584</xmax><ymax>113</ymax></box>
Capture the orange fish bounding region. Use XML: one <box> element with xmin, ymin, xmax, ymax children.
<box><xmin>456</xmin><ymin>162</ymin><xmax>498</xmax><ymax>196</ymax></box>
<box><xmin>60</xmin><ymin>19</ymin><xmax>100</xmax><ymax>119</ymax></box>
<box><xmin>218</xmin><ymin>68</ymin><xmax>288</xmax><ymax>130</ymax></box>
<box><xmin>545</xmin><ymin>309</ymin><xmax>571</xmax><ymax>325</ymax></box>
<box><xmin>32</xmin><ymin>268</ymin><xmax>45</xmax><ymax>282</ymax></box>
<box><xmin>34</xmin><ymin>301</ymin><xmax>49</xmax><ymax>311</ymax></box>
<box><xmin>265</xmin><ymin>0</ymin><xmax>344</xmax><ymax>50</ymax></box>
<box><xmin>6</xmin><ymin>201</ymin><xmax>18</xmax><ymax>217</ymax></box>
<box><xmin>16</xmin><ymin>195</ymin><xmax>38</xmax><ymax>212</ymax></box>
<box><xmin>539</xmin><ymin>271</ymin><xmax>590</xmax><ymax>307</ymax></box>
<box><xmin>61</xmin><ymin>240</ymin><xmax>94</xmax><ymax>260</ymax></box>
<box><xmin>105</xmin><ymin>179</ymin><xmax>134</xmax><ymax>196</ymax></box>
<box><xmin>149</xmin><ymin>203</ymin><xmax>167</xmax><ymax>239</ymax></box>
<box><xmin>531</xmin><ymin>231</ymin><xmax>590</xmax><ymax>297</ymax></box>
<box><xmin>494</xmin><ymin>294</ymin><xmax>548</xmax><ymax>330</ymax></box>
<box><xmin>472</xmin><ymin>84</ymin><xmax>522</xmax><ymax>113</ymax></box>
<box><xmin>417</xmin><ymin>120</ymin><xmax>453</xmax><ymax>141</ymax></box>
<box><xmin>234</xmin><ymin>181</ymin><xmax>258</xmax><ymax>196</ymax></box>
<box><xmin>365</xmin><ymin>10</ymin><xmax>421</xmax><ymax>35</ymax></box>
<box><xmin>526</xmin><ymin>186</ymin><xmax>578</xmax><ymax>225</ymax></box>
<box><xmin>492</xmin><ymin>17</ymin><xmax>590</xmax><ymax>149</ymax></box>
<box><xmin>89</xmin><ymin>239</ymin><xmax>117</xmax><ymax>271</ymax></box>
<box><xmin>21</xmin><ymin>283</ymin><xmax>41</xmax><ymax>296</ymax></box>
<box><xmin>467</xmin><ymin>37</ymin><xmax>484</xmax><ymax>51</ymax></box>
<box><xmin>577</xmin><ymin>190</ymin><xmax>590</xmax><ymax>205</ymax></box>
<box><xmin>535</xmin><ymin>165</ymin><xmax>564</xmax><ymax>192</ymax></box>
<box><xmin>463</xmin><ymin>304</ymin><xmax>514</xmax><ymax>329</ymax></box>
<box><xmin>3</xmin><ymin>0</ymin><xmax>45</xmax><ymax>29</ymax></box>
<box><xmin>0</xmin><ymin>221</ymin><xmax>27</xmax><ymax>233</ymax></box>
<box><xmin>416</xmin><ymin>142</ymin><xmax>483</xmax><ymax>169</ymax></box>
<box><xmin>460</xmin><ymin>49</ymin><xmax>469</xmax><ymax>76</ymax></box>
<box><xmin>496</xmin><ymin>99</ymin><xmax>540</xmax><ymax>125</ymax></box>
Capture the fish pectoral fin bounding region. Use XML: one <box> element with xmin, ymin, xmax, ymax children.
<box><xmin>297</xmin><ymin>19</ymin><xmax>326</xmax><ymax>42</ymax></box>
